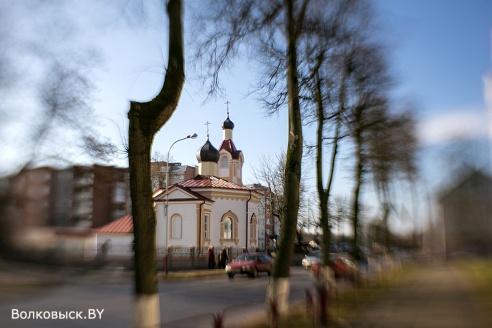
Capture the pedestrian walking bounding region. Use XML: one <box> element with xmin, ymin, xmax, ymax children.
<box><xmin>218</xmin><ymin>247</ymin><xmax>228</xmax><ymax>269</ymax></box>
<box><xmin>207</xmin><ymin>246</ymin><xmax>216</xmax><ymax>269</ymax></box>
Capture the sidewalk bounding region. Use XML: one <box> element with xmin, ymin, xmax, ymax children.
<box><xmin>346</xmin><ymin>262</ymin><xmax>489</xmax><ymax>328</ymax></box>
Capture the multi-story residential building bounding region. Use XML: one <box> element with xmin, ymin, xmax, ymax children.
<box><xmin>151</xmin><ymin>161</ymin><xmax>197</xmax><ymax>190</ymax></box>
<box><xmin>10</xmin><ymin>164</ymin><xmax>131</xmax><ymax>230</ymax></box>
<box><xmin>9</xmin><ymin>166</ymin><xmax>56</xmax><ymax>227</ymax></box>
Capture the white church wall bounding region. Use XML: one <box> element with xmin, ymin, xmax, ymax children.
<box><xmin>209</xmin><ymin>196</ymin><xmax>247</xmax><ymax>248</ymax></box>
<box><xmin>156</xmin><ymin>203</ymin><xmax>166</xmax><ymax>248</ymax></box>
<box><xmin>156</xmin><ymin>202</ymin><xmax>198</xmax><ymax>248</ymax></box>
<box><xmin>170</xmin><ymin>189</ymin><xmax>192</xmax><ymax>199</ymax></box>
<box><xmin>153</xmin><ymin>186</ymin><xmax>261</xmax><ymax>250</ymax></box>
<box><xmin>248</xmin><ymin>201</ymin><xmax>260</xmax><ymax>250</ymax></box>
<box><xmin>96</xmin><ymin>234</ymin><xmax>133</xmax><ymax>257</ymax></box>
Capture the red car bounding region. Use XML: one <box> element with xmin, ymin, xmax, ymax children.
<box><xmin>225</xmin><ymin>252</ymin><xmax>273</xmax><ymax>278</ymax></box>
<box><xmin>311</xmin><ymin>253</ymin><xmax>356</xmax><ymax>279</ymax></box>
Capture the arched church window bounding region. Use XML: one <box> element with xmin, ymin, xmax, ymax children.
<box><xmin>204</xmin><ymin>214</ymin><xmax>210</xmax><ymax>240</ymax></box>
<box><xmin>171</xmin><ymin>214</ymin><xmax>182</xmax><ymax>239</ymax></box>
<box><xmin>223</xmin><ymin>217</ymin><xmax>233</xmax><ymax>240</ymax></box>
<box><xmin>220</xmin><ymin>211</ymin><xmax>239</xmax><ymax>245</ymax></box>
<box><xmin>250</xmin><ymin>214</ymin><xmax>257</xmax><ymax>244</ymax></box>
<box><xmin>220</xmin><ymin>156</ymin><xmax>228</xmax><ymax>168</ymax></box>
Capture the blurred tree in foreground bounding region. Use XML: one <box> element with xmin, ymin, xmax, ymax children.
<box><xmin>0</xmin><ymin>1</ymin><xmax>115</xmax><ymax>174</ymax></box>
<box><xmin>127</xmin><ymin>1</ymin><xmax>184</xmax><ymax>327</ymax></box>
<box><xmin>368</xmin><ymin>107</ymin><xmax>418</xmax><ymax>249</ymax></box>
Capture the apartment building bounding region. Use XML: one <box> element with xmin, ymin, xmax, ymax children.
<box><xmin>9</xmin><ymin>166</ymin><xmax>56</xmax><ymax>227</ymax></box>
<box><xmin>150</xmin><ymin>161</ymin><xmax>197</xmax><ymax>190</ymax></box>
<box><xmin>9</xmin><ymin>164</ymin><xmax>130</xmax><ymax>229</ymax></box>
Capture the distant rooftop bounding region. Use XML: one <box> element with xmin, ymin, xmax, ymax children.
<box><xmin>95</xmin><ymin>215</ymin><xmax>133</xmax><ymax>234</ymax></box>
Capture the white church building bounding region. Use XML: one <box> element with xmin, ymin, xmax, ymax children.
<box><xmin>95</xmin><ymin>112</ymin><xmax>262</xmax><ymax>258</ymax></box>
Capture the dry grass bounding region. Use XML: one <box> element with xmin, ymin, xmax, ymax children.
<box><xmin>454</xmin><ymin>259</ymin><xmax>492</xmax><ymax>328</ymax></box>
<box><xmin>230</xmin><ymin>267</ymin><xmax>414</xmax><ymax>328</ymax></box>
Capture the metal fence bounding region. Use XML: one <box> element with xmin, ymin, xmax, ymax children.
<box><xmin>157</xmin><ymin>246</ymin><xmax>255</xmax><ymax>271</ymax></box>
<box><xmin>77</xmin><ymin>244</ymin><xmax>259</xmax><ymax>271</ymax></box>
<box><xmin>6</xmin><ymin>243</ymin><xmax>267</xmax><ymax>271</ymax></box>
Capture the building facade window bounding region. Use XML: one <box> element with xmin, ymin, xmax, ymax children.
<box><xmin>171</xmin><ymin>214</ymin><xmax>182</xmax><ymax>239</ymax></box>
<box><xmin>113</xmin><ymin>181</ymin><xmax>126</xmax><ymax>203</ymax></box>
<box><xmin>204</xmin><ymin>214</ymin><xmax>210</xmax><ymax>240</ymax></box>
<box><xmin>220</xmin><ymin>156</ymin><xmax>228</xmax><ymax>168</ymax></box>
<box><xmin>223</xmin><ymin>217</ymin><xmax>233</xmax><ymax>239</ymax></box>
<box><xmin>220</xmin><ymin>211</ymin><xmax>239</xmax><ymax>245</ymax></box>
<box><xmin>250</xmin><ymin>214</ymin><xmax>257</xmax><ymax>245</ymax></box>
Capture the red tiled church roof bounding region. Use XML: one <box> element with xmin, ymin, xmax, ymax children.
<box><xmin>178</xmin><ymin>175</ymin><xmax>249</xmax><ymax>190</ymax></box>
<box><xmin>95</xmin><ymin>215</ymin><xmax>133</xmax><ymax>234</ymax></box>
<box><xmin>153</xmin><ymin>184</ymin><xmax>214</xmax><ymax>202</ymax></box>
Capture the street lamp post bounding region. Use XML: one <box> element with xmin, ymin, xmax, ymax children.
<box><xmin>165</xmin><ymin>133</ymin><xmax>197</xmax><ymax>251</ymax></box>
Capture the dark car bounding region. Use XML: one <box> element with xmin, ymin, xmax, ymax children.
<box><xmin>311</xmin><ymin>253</ymin><xmax>356</xmax><ymax>279</ymax></box>
<box><xmin>225</xmin><ymin>252</ymin><xmax>273</xmax><ymax>278</ymax></box>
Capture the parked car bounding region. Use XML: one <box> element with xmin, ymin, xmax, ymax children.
<box><xmin>311</xmin><ymin>253</ymin><xmax>356</xmax><ymax>279</ymax></box>
<box><xmin>225</xmin><ymin>252</ymin><xmax>273</xmax><ymax>278</ymax></box>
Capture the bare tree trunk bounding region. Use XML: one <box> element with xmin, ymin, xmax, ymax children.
<box><xmin>317</xmin><ymin>71</ymin><xmax>346</xmax><ymax>264</ymax></box>
<box><xmin>351</xmin><ymin>129</ymin><xmax>363</xmax><ymax>259</ymax></box>
<box><xmin>129</xmin><ymin>105</ymin><xmax>159</xmax><ymax>328</ymax></box>
<box><xmin>128</xmin><ymin>1</ymin><xmax>184</xmax><ymax>327</ymax></box>
<box><xmin>315</xmin><ymin>73</ymin><xmax>330</xmax><ymax>263</ymax></box>
<box><xmin>381</xmin><ymin>187</ymin><xmax>391</xmax><ymax>250</ymax></box>
<box><xmin>314</xmin><ymin>73</ymin><xmax>331</xmax><ymax>328</ymax></box>
<box><xmin>267</xmin><ymin>0</ymin><xmax>306</xmax><ymax>317</ymax></box>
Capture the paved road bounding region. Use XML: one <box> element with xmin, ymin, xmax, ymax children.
<box><xmin>346</xmin><ymin>263</ymin><xmax>490</xmax><ymax>328</ymax></box>
<box><xmin>0</xmin><ymin>263</ymin><xmax>314</xmax><ymax>328</ymax></box>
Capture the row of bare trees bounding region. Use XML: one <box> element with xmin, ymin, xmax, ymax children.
<box><xmin>247</xmin><ymin>1</ymin><xmax>418</xmax><ymax>258</ymax></box>
<box><xmin>287</xmin><ymin>1</ymin><xmax>419</xmax><ymax>266</ymax></box>
<box><xmin>184</xmin><ymin>0</ymin><xmax>418</xmax><ymax>324</ymax></box>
